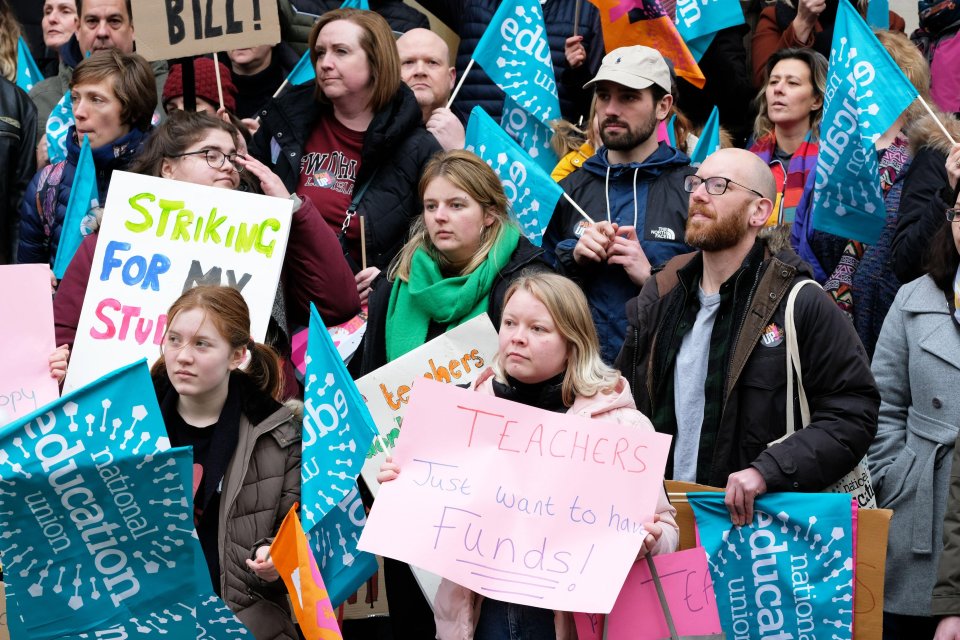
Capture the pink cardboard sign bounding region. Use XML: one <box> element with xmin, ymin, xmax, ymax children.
<box><xmin>604</xmin><ymin>548</ymin><xmax>723</xmax><ymax>639</ymax></box>
<box><xmin>358</xmin><ymin>379</ymin><xmax>672</xmax><ymax>613</ymax></box>
<box><xmin>0</xmin><ymin>265</ymin><xmax>59</xmax><ymax>425</ymax></box>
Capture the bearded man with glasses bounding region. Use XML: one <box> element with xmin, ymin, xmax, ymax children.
<box><xmin>615</xmin><ymin>147</ymin><xmax>879</xmax><ymax>526</ymax></box>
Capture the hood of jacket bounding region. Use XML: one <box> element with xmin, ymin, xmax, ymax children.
<box><xmin>908</xmin><ymin>110</ymin><xmax>960</xmax><ymax>156</ymax></box>
<box><xmin>568</xmin><ymin>376</ymin><xmax>638</xmax><ymax>418</ymax></box>
<box><xmin>583</xmin><ymin>141</ymin><xmax>690</xmax><ymax>181</ymax></box>
<box><xmin>580</xmin><ymin>142</ymin><xmax>691</xmax><ymax>226</ymax></box>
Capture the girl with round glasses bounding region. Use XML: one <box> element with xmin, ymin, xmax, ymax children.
<box><xmin>50</xmin><ymin>111</ymin><xmax>360</xmax><ymax>394</ymax></box>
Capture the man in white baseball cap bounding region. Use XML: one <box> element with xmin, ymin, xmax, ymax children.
<box><xmin>542</xmin><ymin>45</ymin><xmax>695</xmax><ymax>364</ymax></box>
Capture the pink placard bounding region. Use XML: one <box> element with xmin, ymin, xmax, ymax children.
<box><xmin>573</xmin><ymin>612</ymin><xmax>604</xmax><ymax>640</ymax></box>
<box><xmin>0</xmin><ymin>265</ymin><xmax>59</xmax><ymax>425</ymax></box>
<box><xmin>358</xmin><ymin>379</ymin><xmax>672</xmax><ymax>613</ymax></box>
<box><xmin>605</xmin><ymin>548</ymin><xmax>723</xmax><ymax>639</ymax></box>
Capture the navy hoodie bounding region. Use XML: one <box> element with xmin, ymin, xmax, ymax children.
<box><xmin>543</xmin><ymin>142</ymin><xmax>694</xmax><ymax>363</ymax></box>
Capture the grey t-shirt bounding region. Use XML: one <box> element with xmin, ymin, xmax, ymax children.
<box><xmin>672</xmin><ymin>287</ymin><xmax>721</xmax><ymax>482</ymax></box>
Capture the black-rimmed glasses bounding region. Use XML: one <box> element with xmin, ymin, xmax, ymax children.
<box><xmin>947</xmin><ymin>208</ymin><xmax>960</xmax><ymax>222</ymax></box>
<box><xmin>170</xmin><ymin>149</ymin><xmax>244</xmax><ymax>173</ymax></box>
<box><xmin>683</xmin><ymin>175</ymin><xmax>764</xmax><ymax>198</ymax></box>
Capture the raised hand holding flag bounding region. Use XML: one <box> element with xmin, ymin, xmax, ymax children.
<box><xmin>470</xmin><ymin>0</ymin><xmax>563</xmax><ymax>126</ymax></box>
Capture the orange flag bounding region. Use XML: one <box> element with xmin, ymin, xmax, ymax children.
<box><xmin>589</xmin><ymin>0</ymin><xmax>706</xmax><ymax>88</ymax></box>
<box><xmin>271</xmin><ymin>505</ymin><xmax>344</xmax><ymax>640</ymax></box>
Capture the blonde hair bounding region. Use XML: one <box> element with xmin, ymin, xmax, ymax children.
<box><xmin>390</xmin><ymin>150</ymin><xmax>515</xmax><ymax>281</ymax></box>
<box><xmin>550</xmin><ymin>96</ymin><xmax>597</xmax><ymax>156</ymax></box>
<box><xmin>0</xmin><ymin>0</ymin><xmax>22</xmax><ymax>82</ymax></box>
<box><xmin>753</xmin><ymin>48</ymin><xmax>828</xmax><ymax>142</ymax></box>
<box><xmin>493</xmin><ymin>273</ymin><xmax>621</xmax><ymax>406</ymax></box>
<box><xmin>876</xmin><ymin>30</ymin><xmax>931</xmax><ymax>128</ymax></box>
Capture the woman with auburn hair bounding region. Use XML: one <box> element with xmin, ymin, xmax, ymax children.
<box><xmin>378</xmin><ymin>272</ymin><xmax>679</xmax><ymax>640</ymax></box>
<box><xmin>355</xmin><ymin>149</ymin><xmax>551</xmax><ymax>638</ymax></box>
<box><xmin>151</xmin><ymin>285</ymin><xmax>301</xmax><ymax>639</ymax></box>
<box><xmin>250</xmin><ymin>7</ymin><xmax>441</xmax><ymax>305</ymax></box>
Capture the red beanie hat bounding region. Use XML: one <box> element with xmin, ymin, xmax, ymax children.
<box><xmin>163</xmin><ymin>57</ymin><xmax>237</xmax><ymax>113</ymax></box>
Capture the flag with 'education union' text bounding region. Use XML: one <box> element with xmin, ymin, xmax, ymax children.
<box><xmin>473</xmin><ymin>0</ymin><xmax>562</xmax><ymax>127</ymax></box>
<box><xmin>689</xmin><ymin>492</ymin><xmax>855</xmax><ymax>640</ymax></box>
<box><xmin>301</xmin><ymin>303</ymin><xmax>378</xmax><ymax>532</ymax></box>
<box><xmin>466</xmin><ymin>107</ymin><xmax>563</xmax><ymax>246</ymax></box>
<box><xmin>501</xmin><ymin>96</ymin><xmax>559</xmax><ymax>174</ymax></box>
<box><xmin>46</xmin><ymin>90</ymin><xmax>73</xmax><ymax>166</ymax></box>
<box><xmin>811</xmin><ymin>0</ymin><xmax>917</xmax><ymax>244</ymax></box>
<box><xmin>309</xmin><ymin>483</ymin><xmax>379</xmax><ymax>608</ymax></box>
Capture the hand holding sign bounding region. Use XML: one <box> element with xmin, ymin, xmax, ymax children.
<box><xmin>358</xmin><ymin>379</ymin><xmax>672</xmax><ymax>613</ymax></box>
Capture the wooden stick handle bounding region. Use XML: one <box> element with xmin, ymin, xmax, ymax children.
<box><xmin>213</xmin><ymin>52</ymin><xmax>225</xmax><ymax>112</ymax></box>
<box><xmin>359</xmin><ymin>215</ymin><xmax>368</xmax><ymax>271</ymax></box>
<box><xmin>447</xmin><ymin>58</ymin><xmax>475</xmax><ymax>110</ymax></box>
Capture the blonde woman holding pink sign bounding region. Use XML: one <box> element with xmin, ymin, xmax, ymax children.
<box><xmin>379</xmin><ymin>272</ymin><xmax>678</xmax><ymax>640</ymax></box>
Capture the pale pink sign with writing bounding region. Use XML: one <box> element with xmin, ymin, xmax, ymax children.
<box><xmin>0</xmin><ymin>265</ymin><xmax>59</xmax><ymax>426</ymax></box>
<box><xmin>358</xmin><ymin>379</ymin><xmax>672</xmax><ymax>613</ymax></box>
<box><xmin>604</xmin><ymin>548</ymin><xmax>723</xmax><ymax>639</ymax></box>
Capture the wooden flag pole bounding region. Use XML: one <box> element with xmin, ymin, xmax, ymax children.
<box><xmin>254</xmin><ymin>79</ymin><xmax>292</xmax><ymax>124</ymax></box>
<box><xmin>447</xmin><ymin>58</ymin><xmax>475</xmax><ymax>109</ymax></box>
<box><xmin>359</xmin><ymin>215</ymin><xmax>368</xmax><ymax>271</ymax></box>
<box><xmin>573</xmin><ymin>0</ymin><xmax>582</xmax><ymax>37</ymax></box>
<box><xmin>212</xmin><ymin>52</ymin><xmax>225</xmax><ymax>112</ymax></box>
<box><xmin>919</xmin><ymin>96</ymin><xmax>957</xmax><ymax>146</ymax></box>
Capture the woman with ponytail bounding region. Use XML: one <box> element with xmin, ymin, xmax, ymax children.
<box><xmin>151</xmin><ymin>285</ymin><xmax>301</xmax><ymax>640</ymax></box>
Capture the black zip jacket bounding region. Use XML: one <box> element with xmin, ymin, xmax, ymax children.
<box><xmin>248</xmin><ymin>83</ymin><xmax>441</xmax><ymax>272</ymax></box>
<box><xmin>0</xmin><ymin>77</ymin><xmax>37</xmax><ymax>264</ymax></box>
<box><xmin>615</xmin><ymin>239</ymin><xmax>879</xmax><ymax>491</ymax></box>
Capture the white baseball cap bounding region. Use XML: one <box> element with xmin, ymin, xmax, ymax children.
<box><xmin>584</xmin><ymin>46</ymin><xmax>672</xmax><ymax>93</ymax></box>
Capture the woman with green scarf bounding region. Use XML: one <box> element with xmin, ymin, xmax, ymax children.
<box><xmin>354</xmin><ymin>148</ymin><xmax>552</xmax><ymax>638</ymax></box>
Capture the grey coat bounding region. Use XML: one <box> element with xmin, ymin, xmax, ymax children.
<box><xmin>868</xmin><ymin>274</ymin><xmax>960</xmax><ymax>616</ymax></box>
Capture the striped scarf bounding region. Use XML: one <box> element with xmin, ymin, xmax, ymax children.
<box><xmin>749</xmin><ymin>132</ymin><xmax>818</xmax><ymax>226</ymax></box>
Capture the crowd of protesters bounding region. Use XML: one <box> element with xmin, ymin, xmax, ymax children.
<box><xmin>5</xmin><ymin>0</ymin><xmax>960</xmax><ymax>638</ymax></box>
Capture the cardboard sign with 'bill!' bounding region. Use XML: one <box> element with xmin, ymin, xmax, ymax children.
<box><xmin>131</xmin><ymin>0</ymin><xmax>281</xmax><ymax>61</ymax></box>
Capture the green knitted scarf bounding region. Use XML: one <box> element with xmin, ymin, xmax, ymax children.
<box><xmin>385</xmin><ymin>226</ymin><xmax>520</xmax><ymax>361</ymax></box>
